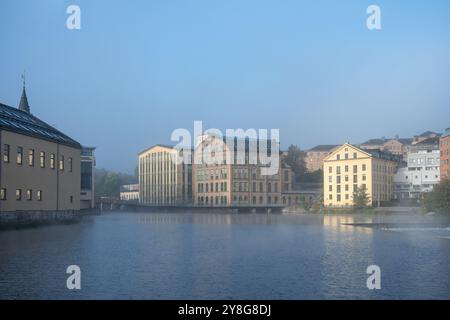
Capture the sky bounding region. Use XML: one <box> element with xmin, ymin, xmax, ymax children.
<box><xmin>0</xmin><ymin>0</ymin><xmax>449</xmax><ymax>173</ymax></box>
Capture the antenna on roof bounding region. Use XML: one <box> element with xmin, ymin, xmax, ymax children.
<box><xmin>21</xmin><ymin>71</ymin><xmax>26</xmax><ymax>87</ymax></box>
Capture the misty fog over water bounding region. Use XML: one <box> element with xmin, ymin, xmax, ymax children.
<box><xmin>0</xmin><ymin>212</ymin><xmax>449</xmax><ymax>299</ymax></box>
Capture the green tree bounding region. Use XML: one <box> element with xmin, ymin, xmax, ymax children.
<box><xmin>285</xmin><ymin>144</ymin><xmax>306</xmax><ymax>183</ymax></box>
<box><xmin>423</xmin><ymin>179</ymin><xmax>450</xmax><ymax>214</ymax></box>
<box><xmin>94</xmin><ymin>168</ymin><xmax>137</xmax><ymax>197</ymax></box>
<box><xmin>353</xmin><ymin>186</ymin><xmax>370</xmax><ymax>209</ymax></box>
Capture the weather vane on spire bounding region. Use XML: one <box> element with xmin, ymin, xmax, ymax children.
<box><xmin>21</xmin><ymin>71</ymin><xmax>26</xmax><ymax>87</ymax></box>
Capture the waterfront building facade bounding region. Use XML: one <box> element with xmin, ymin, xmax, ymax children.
<box><xmin>323</xmin><ymin>143</ymin><xmax>400</xmax><ymax>207</ymax></box>
<box><xmin>393</xmin><ymin>149</ymin><xmax>440</xmax><ymax>200</ymax></box>
<box><xmin>305</xmin><ymin>145</ymin><xmax>339</xmax><ymax>172</ymax></box>
<box><xmin>120</xmin><ymin>184</ymin><xmax>139</xmax><ymax>201</ymax></box>
<box><xmin>0</xmin><ymin>87</ymin><xmax>81</xmax><ymax>212</ymax></box>
<box><xmin>193</xmin><ymin>134</ymin><xmax>292</xmax><ymax>207</ymax></box>
<box><xmin>440</xmin><ymin>128</ymin><xmax>450</xmax><ymax>180</ymax></box>
<box><xmin>80</xmin><ymin>146</ymin><xmax>96</xmax><ymax>209</ymax></box>
<box><xmin>138</xmin><ymin>145</ymin><xmax>192</xmax><ymax>205</ymax></box>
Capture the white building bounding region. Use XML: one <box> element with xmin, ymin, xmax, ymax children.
<box><xmin>120</xmin><ymin>184</ymin><xmax>139</xmax><ymax>202</ymax></box>
<box><xmin>393</xmin><ymin>150</ymin><xmax>440</xmax><ymax>200</ymax></box>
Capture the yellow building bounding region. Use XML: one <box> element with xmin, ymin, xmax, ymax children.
<box><xmin>323</xmin><ymin>143</ymin><xmax>400</xmax><ymax>207</ymax></box>
<box><xmin>138</xmin><ymin>145</ymin><xmax>192</xmax><ymax>205</ymax></box>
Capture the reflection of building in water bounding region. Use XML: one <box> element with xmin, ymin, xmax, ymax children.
<box><xmin>323</xmin><ymin>215</ymin><xmax>373</xmax><ymax>235</ymax></box>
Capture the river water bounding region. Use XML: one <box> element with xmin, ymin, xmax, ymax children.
<box><xmin>0</xmin><ymin>211</ymin><xmax>449</xmax><ymax>299</ymax></box>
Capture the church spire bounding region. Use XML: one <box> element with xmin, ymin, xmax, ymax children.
<box><xmin>18</xmin><ymin>73</ymin><xmax>30</xmax><ymax>113</ymax></box>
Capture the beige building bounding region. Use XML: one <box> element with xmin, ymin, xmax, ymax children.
<box><xmin>138</xmin><ymin>144</ymin><xmax>192</xmax><ymax>205</ymax></box>
<box><xmin>306</xmin><ymin>145</ymin><xmax>339</xmax><ymax>172</ymax></box>
<box><xmin>323</xmin><ymin>143</ymin><xmax>400</xmax><ymax>207</ymax></box>
<box><xmin>193</xmin><ymin>135</ymin><xmax>292</xmax><ymax>207</ymax></box>
<box><xmin>0</xmin><ymin>87</ymin><xmax>81</xmax><ymax>212</ymax></box>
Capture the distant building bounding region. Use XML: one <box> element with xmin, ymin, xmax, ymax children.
<box><xmin>138</xmin><ymin>145</ymin><xmax>192</xmax><ymax>205</ymax></box>
<box><xmin>120</xmin><ymin>184</ymin><xmax>139</xmax><ymax>201</ymax></box>
<box><xmin>193</xmin><ymin>134</ymin><xmax>292</xmax><ymax>207</ymax></box>
<box><xmin>305</xmin><ymin>145</ymin><xmax>339</xmax><ymax>172</ymax></box>
<box><xmin>360</xmin><ymin>137</ymin><xmax>412</xmax><ymax>160</ymax></box>
<box><xmin>412</xmin><ymin>131</ymin><xmax>440</xmax><ymax>145</ymax></box>
<box><xmin>80</xmin><ymin>146</ymin><xmax>96</xmax><ymax>209</ymax></box>
<box><xmin>0</xmin><ymin>86</ymin><xmax>81</xmax><ymax>212</ymax></box>
<box><xmin>410</xmin><ymin>136</ymin><xmax>440</xmax><ymax>153</ymax></box>
<box><xmin>359</xmin><ymin>138</ymin><xmax>387</xmax><ymax>151</ymax></box>
<box><xmin>440</xmin><ymin>128</ymin><xmax>450</xmax><ymax>180</ymax></box>
<box><xmin>393</xmin><ymin>150</ymin><xmax>440</xmax><ymax>200</ymax></box>
<box><xmin>323</xmin><ymin>143</ymin><xmax>401</xmax><ymax>207</ymax></box>
<box><xmin>382</xmin><ymin>138</ymin><xmax>413</xmax><ymax>159</ymax></box>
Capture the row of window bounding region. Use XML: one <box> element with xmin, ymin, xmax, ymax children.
<box><xmin>198</xmin><ymin>182</ymin><xmax>228</xmax><ymax>193</ymax></box>
<box><xmin>328</xmin><ymin>164</ymin><xmax>366</xmax><ymax>174</ymax></box>
<box><xmin>3</xmin><ymin>145</ymin><xmax>72</xmax><ymax>171</ymax></box>
<box><xmin>329</xmin><ymin>183</ymin><xmax>366</xmax><ymax>194</ymax></box>
<box><xmin>0</xmin><ymin>188</ymin><xmax>43</xmax><ymax>201</ymax></box>
<box><xmin>329</xmin><ymin>174</ymin><xmax>366</xmax><ymax>184</ymax></box>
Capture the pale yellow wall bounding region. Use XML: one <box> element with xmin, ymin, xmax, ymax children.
<box><xmin>0</xmin><ymin>130</ymin><xmax>80</xmax><ymax>211</ymax></box>
<box><xmin>323</xmin><ymin>143</ymin><xmax>396</xmax><ymax>208</ymax></box>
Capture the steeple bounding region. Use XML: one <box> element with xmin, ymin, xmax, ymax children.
<box><xmin>18</xmin><ymin>73</ymin><xmax>30</xmax><ymax>113</ymax></box>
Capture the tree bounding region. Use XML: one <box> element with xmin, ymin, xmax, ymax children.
<box><xmin>94</xmin><ymin>168</ymin><xmax>137</xmax><ymax>197</ymax></box>
<box><xmin>353</xmin><ymin>186</ymin><xmax>370</xmax><ymax>209</ymax></box>
<box><xmin>285</xmin><ymin>144</ymin><xmax>307</xmax><ymax>183</ymax></box>
<box><xmin>423</xmin><ymin>179</ymin><xmax>450</xmax><ymax>214</ymax></box>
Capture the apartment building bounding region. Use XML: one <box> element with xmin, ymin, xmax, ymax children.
<box><xmin>193</xmin><ymin>134</ymin><xmax>292</xmax><ymax>207</ymax></box>
<box><xmin>138</xmin><ymin>144</ymin><xmax>192</xmax><ymax>205</ymax></box>
<box><xmin>440</xmin><ymin>128</ymin><xmax>450</xmax><ymax>180</ymax></box>
<box><xmin>0</xmin><ymin>87</ymin><xmax>81</xmax><ymax>212</ymax></box>
<box><xmin>323</xmin><ymin>143</ymin><xmax>400</xmax><ymax>207</ymax></box>
<box><xmin>393</xmin><ymin>149</ymin><xmax>440</xmax><ymax>200</ymax></box>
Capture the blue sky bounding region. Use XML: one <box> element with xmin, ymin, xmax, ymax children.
<box><xmin>1</xmin><ymin>0</ymin><xmax>449</xmax><ymax>173</ymax></box>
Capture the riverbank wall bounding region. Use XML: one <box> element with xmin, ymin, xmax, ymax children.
<box><xmin>0</xmin><ymin>210</ymin><xmax>84</xmax><ymax>230</ymax></box>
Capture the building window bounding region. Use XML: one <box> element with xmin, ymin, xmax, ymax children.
<box><xmin>70</xmin><ymin>195</ymin><xmax>73</xmax><ymax>203</ymax></box>
<box><xmin>362</xmin><ymin>164</ymin><xmax>366</xmax><ymax>171</ymax></box>
<box><xmin>336</xmin><ymin>154</ymin><xmax>340</xmax><ymax>160</ymax></box>
<box><xmin>17</xmin><ymin>146</ymin><xmax>23</xmax><ymax>165</ymax></box>
<box><xmin>50</xmin><ymin>154</ymin><xmax>55</xmax><ymax>169</ymax></box>
<box><xmin>27</xmin><ymin>189</ymin><xmax>32</xmax><ymax>201</ymax></box>
<box><xmin>16</xmin><ymin>189</ymin><xmax>22</xmax><ymax>201</ymax></box>
<box><xmin>40</xmin><ymin>151</ymin><xmax>45</xmax><ymax>168</ymax></box>
<box><xmin>3</xmin><ymin>144</ymin><xmax>10</xmax><ymax>163</ymax></box>
<box><xmin>69</xmin><ymin>157</ymin><xmax>73</xmax><ymax>172</ymax></box>
<box><xmin>353</xmin><ymin>152</ymin><xmax>357</xmax><ymax>159</ymax></box>
<box><xmin>59</xmin><ymin>155</ymin><xmax>64</xmax><ymax>171</ymax></box>
<box><xmin>28</xmin><ymin>149</ymin><xmax>34</xmax><ymax>166</ymax></box>
<box><xmin>0</xmin><ymin>188</ymin><xmax>6</xmax><ymax>200</ymax></box>
<box><xmin>37</xmin><ymin>190</ymin><xmax>43</xmax><ymax>201</ymax></box>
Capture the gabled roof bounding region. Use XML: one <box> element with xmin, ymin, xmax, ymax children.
<box><xmin>414</xmin><ymin>136</ymin><xmax>440</xmax><ymax>146</ymax></box>
<box><xmin>307</xmin><ymin>145</ymin><xmax>339</xmax><ymax>152</ymax></box>
<box><xmin>0</xmin><ymin>102</ymin><xmax>81</xmax><ymax>149</ymax></box>
<box><xmin>324</xmin><ymin>143</ymin><xmax>402</xmax><ymax>162</ymax></box>
<box><xmin>324</xmin><ymin>143</ymin><xmax>373</xmax><ymax>161</ymax></box>
<box><xmin>360</xmin><ymin>138</ymin><xmax>387</xmax><ymax>146</ymax></box>
<box><xmin>138</xmin><ymin>144</ymin><xmax>176</xmax><ymax>155</ymax></box>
